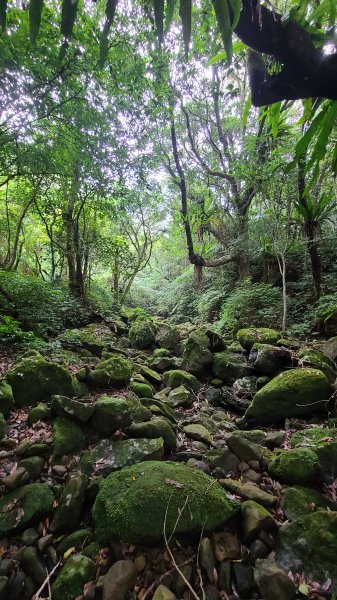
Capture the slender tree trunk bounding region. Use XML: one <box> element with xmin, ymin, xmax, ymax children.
<box><xmin>276</xmin><ymin>253</ymin><xmax>287</xmax><ymax>334</ymax></box>
<box><xmin>236</xmin><ymin>205</ymin><xmax>250</xmax><ymax>279</ymax></box>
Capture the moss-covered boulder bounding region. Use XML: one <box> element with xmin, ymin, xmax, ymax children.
<box><xmin>249</xmin><ymin>343</ymin><xmax>292</xmax><ymax>375</ymax></box>
<box><xmin>92</xmin><ymin>461</ymin><xmax>239</xmax><ymax>544</ymax></box>
<box><xmin>0</xmin><ymin>413</ymin><xmax>6</xmax><ymax>441</ymax></box>
<box><xmin>281</xmin><ymin>485</ymin><xmax>337</xmax><ymax>521</ymax></box>
<box><xmin>50</xmin><ymin>472</ymin><xmax>88</xmax><ymax>534</ymax></box>
<box><xmin>163</xmin><ymin>369</ymin><xmax>200</xmax><ymax>392</ymax></box>
<box><xmin>52</xmin><ymin>417</ymin><xmax>86</xmax><ymax>459</ymax></box>
<box><xmin>0</xmin><ymin>483</ymin><xmax>54</xmax><ymax>535</ymax></box>
<box><xmin>129</xmin><ymin>317</ymin><xmax>157</xmax><ymax>349</ymax></box>
<box><xmin>90</xmin><ymin>395</ymin><xmax>132</xmax><ymax>435</ymax></box>
<box><xmin>181</xmin><ymin>330</ymin><xmax>213</xmax><ymax>377</ymax></box>
<box><xmin>80</xmin><ymin>437</ymin><xmax>164</xmax><ymax>476</ymax></box>
<box><xmin>86</xmin><ymin>355</ymin><xmax>133</xmax><ymax>388</ymax></box>
<box><xmin>0</xmin><ymin>381</ymin><xmax>14</xmax><ymax>418</ymax></box>
<box><xmin>277</xmin><ymin>511</ymin><xmax>337</xmax><ymax>593</ymax></box>
<box><xmin>5</xmin><ymin>356</ymin><xmax>75</xmax><ymax>407</ymax></box>
<box><xmin>212</xmin><ymin>352</ymin><xmax>251</xmax><ymax>385</ymax></box>
<box><xmin>27</xmin><ymin>402</ymin><xmax>49</xmax><ymax>425</ymax></box>
<box><xmin>244</xmin><ymin>368</ymin><xmax>332</xmax><ymax>425</ymax></box>
<box><xmin>290</xmin><ymin>427</ymin><xmax>337</xmax><ymax>483</ymax></box>
<box><xmin>155</xmin><ymin>324</ymin><xmax>181</xmax><ymax>350</ymax></box>
<box><xmin>51</xmin><ymin>554</ymin><xmax>96</xmax><ymax>600</ymax></box>
<box><xmin>51</xmin><ymin>395</ymin><xmax>94</xmax><ymax>422</ymax></box>
<box><xmin>168</xmin><ymin>385</ymin><xmax>194</xmax><ymax>408</ymax></box>
<box><xmin>130</xmin><ymin>381</ymin><xmax>153</xmax><ymax>399</ymax></box>
<box><xmin>128</xmin><ymin>417</ymin><xmax>177</xmax><ymax>451</ymax></box>
<box><xmin>237</xmin><ymin>328</ymin><xmax>281</xmax><ymax>352</ymax></box>
<box><xmin>269</xmin><ymin>448</ymin><xmax>320</xmax><ymax>485</ymax></box>
<box><xmin>298</xmin><ymin>348</ymin><xmax>337</xmax><ymax>383</ymax></box>
<box><xmin>57</xmin><ymin>328</ymin><xmax>105</xmax><ymax>357</ymax></box>
<box><xmin>126</xmin><ymin>394</ymin><xmax>152</xmax><ymax>423</ymax></box>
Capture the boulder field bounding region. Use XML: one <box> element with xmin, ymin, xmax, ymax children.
<box><xmin>0</xmin><ymin>316</ymin><xmax>336</xmax><ymax>599</ymax></box>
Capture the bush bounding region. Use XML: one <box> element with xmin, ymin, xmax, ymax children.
<box><xmin>218</xmin><ymin>282</ymin><xmax>283</xmax><ymax>337</ymax></box>
<box><xmin>0</xmin><ymin>315</ymin><xmax>35</xmax><ymax>345</ymax></box>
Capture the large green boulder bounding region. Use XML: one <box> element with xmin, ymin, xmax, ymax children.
<box><xmin>155</xmin><ymin>324</ymin><xmax>181</xmax><ymax>350</ymax></box>
<box><xmin>129</xmin><ymin>317</ymin><xmax>157</xmax><ymax>349</ymax></box>
<box><xmin>297</xmin><ymin>348</ymin><xmax>337</xmax><ymax>383</ymax></box>
<box><xmin>269</xmin><ymin>448</ymin><xmax>320</xmax><ymax>485</ymax></box>
<box><xmin>181</xmin><ymin>330</ymin><xmax>213</xmax><ymax>376</ymax></box>
<box><xmin>281</xmin><ymin>485</ymin><xmax>337</xmax><ymax>521</ymax></box>
<box><xmin>51</xmin><ymin>554</ymin><xmax>96</xmax><ymax>600</ymax></box>
<box><xmin>0</xmin><ymin>483</ymin><xmax>54</xmax><ymax>535</ymax></box>
<box><xmin>80</xmin><ymin>437</ymin><xmax>164</xmax><ymax>476</ymax></box>
<box><xmin>51</xmin><ymin>395</ymin><xmax>95</xmax><ymax>422</ymax></box>
<box><xmin>92</xmin><ymin>461</ymin><xmax>239</xmax><ymax>545</ymax></box>
<box><xmin>128</xmin><ymin>417</ymin><xmax>177</xmax><ymax>451</ymax></box>
<box><xmin>163</xmin><ymin>370</ymin><xmax>200</xmax><ymax>392</ymax></box>
<box><xmin>5</xmin><ymin>355</ymin><xmax>75</xmax><ymax>407</ymax></box>
<box><xmin>90</xmin><ymin>395</ymin><xmax>132</xmax><ymax>435</ymax></box>
<box><xmin>212</xmin><ymin>352</ymin><xmax>251</xmax><ymax>385</ymax></box>
<box><xmin>0</xmin><ymin>381</ymin><xmax>14</xmax><ymax>417</ymax></box>
<box><xmin>277</xmin><ymin>511</ymin><xmax>337</xmax><ymax>593</ymax></box>
<box><xmin>248</xmin><ymin>343</ymin><xmax>292</xmax><ymax>375</ymax></box>
<box><xmin>237</xmin><ymin>328</ymin><xmax>281</xmax><ymax>352</ymax></box>
<box><xmin>130</xmin><ymin>381</ymin><xmax>153</xmax><ymax>399</ymax></box>
<box><xmin>52</xmin><ymin>417</ymin><xmax>86</xmax><ymax>459</ymax></box>
<box><xmin>290</xmin><ymin>427</ymin><xmax>337</xmax><ymax>483</ymax></box>
<box><xmin>244</xmin><ymin>368</ymin><xmax>332</xmax><ymax>425</ymax></box>
<box><xmin>86</xmin><ymin>355</ymin><xmax>133</xmax><ymax>388</ymax></box>
<box><xmin>57</xmin><ymin>328</ymin><xmax>105</xmax><ymax>357</ymax></box>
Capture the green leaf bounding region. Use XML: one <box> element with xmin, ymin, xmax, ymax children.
<box><xmin>29</xmin><ymin>0</ymin><xmax>44</xmax><ymax>43</ymax></box>
<box><xmin>179</xmin><ymin>0</ymin><xmax>192</xmax><ymax>57</ymax></box>
<box><xmin>208</xmin><ymin>41</ymin><xmax>246</xmax><ymax>65</ymax></box>
<box><xmin>286</xmin><ymin>107</ymin><xmax>326</xmax><ymax>172</ymax></box>
<box><xmin>0</xmin><ymin>0</ymin><xmax>7</xmax><ymax>32</ymax></box>
<box><xmin>270</xmin><ymin>101</ymin><xmax>282</xmax><ymax>139</ymax></box>
<box><xmin>211</xmin><ymin>0</ymin><xmax>233</xmax><ymax>63</ymax></box>
<box><xmin>165</xmin><ymin>0</ymin><xmax>176</xmax><ymax>31</ymax></box>
<box><xmin>298</xmin><ymin>582</ymin><xmax>310</xmax><ymax>595</ymax></box>
<box><xmin>306</xmin><ymin>100</ymin><xmax>337</xmax><ymax>172</ymax></box>
<box><xmin>61</xmin><ymin>0</ymin><xmax>78</xmax><ymax>39</ymax></box>
<box><xmin>228</xmin><ymin>0</ymin><xmax>241</xmax><ymax>28</ymax></box>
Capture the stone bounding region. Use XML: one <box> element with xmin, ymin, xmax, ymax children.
<box><xmin>233</xmin><ymin>376</ymin><xmax>258</xmax><ymax>397</ymax></box>
<box><xmin>52</xmin><ymin>417</ymin><xmax>86</xmax><ymax>459</ymax></box>
<box><xmin>163</xmin><ymin>370</ymin><xmax>200</xmax><ymax>392</ymax></box>
<box><xmin>277</xmin><ymin>511</ymin><xmax>337</xmax><ymax>593</ymax></box>
<box><xmin>181</xmin><ymin>330</ymin><xmax>213</xmax><ymax>377</ymax></box>
<box><xmin>37</xmin><ymin>534</ymin><xmax>53</xmax><ymax>553</ymax></box>
<box><xmin>298</xmin><ymin>347</ymin><xmax>337</xmax><ymax>383</ymax></box>
<box><xmin>102</xmin><ymin>559</ymin><xmax>137</xmax><ymax>600</ymax></box>
<box><xmin>130</xmin><ymin>382</ymin><xmax>153</xmax><ymax>398</ymax></box>
<box><xmin>2</xmin><ymin>467</ymin><xmax>29</xmax><ymax>491</ymax></box>
<box><xmin>183</xmin><ymin>424</ymin><xmax>212</xmax><ymax>445</ymax></box>
<box><xmin>18</xmin><ymin>456</ymin><xmax>45</xmax><ymax>480</ymax></box>
<box><xmin>150</xmin><ymin>356</ymin><xmax>179</xmax><ymax>372</ymax></box>
<box><xmin>21</xmin><ymin>546</ymin><xmax>46</xmax><ymax>585</ymax></box>
<box><xmin>289</xmin><ymin>427</ymin><xmax>337</xmax><ymax>482</ymax></box>
<box><xmin>186</xmin><ymin>458</ymin><xmax>211</xmax><ymax>474</ymax></box>
<box><xmin>254</xmin><ymin>559</ymin><xmax>296</xmax><ymax>600</ymax></box>
<box><xmin>137</xmin><ymin>364</ymin><xmax>162</xmax><ymax>384</ymax></box>
<box><xmin>232</xmin><ymin>562</ymin><xmax>254</xmax><ymax>598</ymax></box>
<box><xmin>129</xmin><ymin>316</ymin><xmax>157</xmax><ymax>349</ymax></box>
<box><xmin>126</xmin><ymin>394</ymin><xmax>152</xmax><ymax>423</ymax></box>
<box><xmin>50</xmin><ymin>472</ymin><xmax>88</xmax><ymax>534</ymax></box>
<box><xmin>0</xmin><ymin>483</ymin><xmax>54</xmax><ymax>536</ymax></box>
<box><xmin>21</xmin><ymin>527</ymin><xmax>39</xmax><ymax>545</ymax></box>
<box><xmin>27</xmin><ymin>403</ymin><xmax>49</xmax><ymax>425</ymax></box>
<box><xmin>51</xmin><ymin>554</ymin><xmax>96</xmax><ymax>600</ymax></box>
<box><xmin>322</xmin><ymin>336</ymin><xmax>337</xmax><ymax>362</ymax></box>
<box><xmin>80</xmin><ymin>437</ymin><xmax>164</xmax><ymax>476</ymax></box>
<box><xmin>56</xmin><ymin>529</ymin><xmax>94</xmax><ymax>556</ymax></box>
<box><xmin>269</xmin><ymin>448</ymin><xmax>320</xmax><ymax>485</ymax></box>
<box><xmin>237</xmin><ymin>328</ymin><xmax>281</xmax><ymax>352</ymax></box>
<box><xmin>206</xmin><ymin>448</ymin><xmax>240</xmax><ymax>475</ymax></box>
<box><xmin>152</xmin><ymin>584</ymin><xmax>177</xmax><ymax>600</ymax></box>
<box><xmin>281</xmin><ymin>485</ymin><xmax>337</xmax><ymax>520</ymax></box>
<box><xmin>86</xmin><ymin>355</ymin><xmax>133</xmax><ymax>388</ymax></box>
<box><xmin>249</xmin><ymin>343</ymin><xmax>292</xmax><ymax>375</ymax></box>
<box><xmin>212</xmin><ymin>531</ymin><xmax>241</xmax><ymax>561</ymax></box>
<box><xmin>225</xmin><ymin>432</ymin><xmax>263</xmax><ymax>462</ymax></box>
<box><xmin>241</xmin><ymin>500</ymin><xmax>277</xmax><ymax>544</ymax></box>
<box><xmin>212</xmin><ymin>352</ymin><xmax>251</xmax><ymax>385</ymax></box>
<box><xmin>0</xmin><ymin>414</ymin><xmax>5</xmax><ymax>442</ymax></box>
<box><xmin>244</xmin><ymin>368</ymin><xmax>332</xmax><ymax>425</ymax></box>
<box><xmin>51</xmin><ymin>395</ymin><xmax>95</xmax><ymax>422</ymax></box>
<box><xmin>219</xmin><ymin>480</ymin><xmax>277</xmax><ymax>507</ymax></box>
<box><xmin>57</xmin><ymin>328</ymin><xmax>105</xmax><ymax>357</ymax></box>
<box><xmin>199</xmin><ymin>538</ymin><xmax>215</xmax><ymax>582</ymax></box>
<box><xmin>168</xmin><ymin>385</ymin><xmax>194</xmax><ymax>408</ymax></box>
<box><xmin>92</xmin><ymin>461</ymin><xmax>239</xmax><ymax>545</ymax></box>
<box><xmin>5</xmin><ymin>356</ymin><xmax>75</xmax><ymax>407</ymax></box>
<box><xmin>90</xmin><ymin>396</ymin><xmax>132</xmax><ymax>435</ymax></box>
<box><xmin>0</xmin><ymin>381</ymin><xmax>14</xmax><ymax>418</ymax></box>
<box><xmin>128</xmin><ymin>417</ymin><xmax>176</xmax><ymax>451</ymax></box>
<box><xmin>156</xmin><ymin>324</ymin><xmax>181</xmax><ymax>350</ymax></box>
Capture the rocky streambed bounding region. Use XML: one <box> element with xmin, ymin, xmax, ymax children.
<box><xmin>0</xmin><ymin>314</ymin><xmax>337</xmax><ymax>600</ymax></box>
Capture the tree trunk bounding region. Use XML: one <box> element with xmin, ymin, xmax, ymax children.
<box><xmin>306</xmin><ymin>222</ymin><xmax>322</xmax><ymax>300</ymax></box>
<box><xmin>236</xmin><ymin>204</ymin><xmax>250</xmax><ymax>280</ymax></box>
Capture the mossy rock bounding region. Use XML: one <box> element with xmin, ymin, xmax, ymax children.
<box><xmin>130</xmin><ymin>382</ymin><xmax>153</xmax><ymax>399</ymax></box>
<box><xmin>80</xmin><ymin>437</ymin><xmax>164</xmax><ymax>476</ymax></box>
<box><xmin>181</xmin><ymin>330</ymin><xmax>213</xmax><ymax>377</ymax></box>
<box><xmin>0</xmin><ymin>413</ymin><xmax>5</xmax><ymax>441</ymax></box>
<box><xmin>281</xmin><ymin>486</ymin><xmax>337</xmax><ymax>521</ymax></box>
<box><xmin>90</xmin><ymin>395</ymin><xmax>132</xmax><ymax>435</ymax></box>
<box><xmin>5</xmin><ymin>356</ymin><xmax>74</xmax><ymax>407</ymax></box>
<box><xmin>56</xmin><ymin>529</ymin><xmax>94</xmax><ymax>556</ymax></box>
<box><xmin>212</xmin><ymin>352</ymin><xmax>251</xmax><ymax>385</ymax></box>
<box><xmin>244</xmin><ymin>368</ymin><xmax>332</xmax><ymax>425</ymax></box>
<box><xmin>57</xmin><ymin>328</ymin><xmax>105</xmax><ymax>357</ymax></box>
<box><xmin>28</xmin><ymin>402</ymin><xmax>49</xmax><ymax>425</ymax></box>
<box><xmin>51</xmin><ymin>395</ymin><xmax>94</xmax><ymax>423</ymax></box>
<box><xmin>168</xmin><ymin>385</ymin><xmax>194</xmax><ymax>408</ymax></box>
<box><xmin>277</xmin><ymin>511</ymin><xmax>337</xmax><ymax>593</ymax></box>
<box><xmin>125</xmin><ymin>394</ymin><xmax>152</xmax><ymax>423</ymax></box>
<box><xmin>128</xmin><ymin>417</ymin><xmax>177</xmax><ymax>451</ymax></box>
<box><xmin>237</xmin><ymin>328</ymin><xmax>281</xmax><ymax>352</ymax></box>
<box><xmin>297</xmin><ymin>348</ymin><xmax>337</xmax><ymax>383</ymax></box>
<box><xmin>50</xmin><ymin>472</ymin><xmax>88</xmax><ymax>534</ymax></box>
<box><xmin>52</xmin><ymin>417</ymin><xmax>86</xmax><ymax>459</ymax></box>
<box><xmin>290</xmin><ymin>429</ymin><xmax>337</xmax><ymax>482</ymax></box>
<box><xmin>0</xmin><ymin>483</ymin><xmax>54</xmax><ymax>535</ymax></box>
<box><xmin>137</xmin><ymin>364</ymin><xmax>162</xmax><ymax>384</ymax></box>
<box><xmin>0</xmin><ymin>381</ymin><xmax>14</xmax><ymax>418</ymax></box>
<box><xmin>163</xmin><ymin>370</ymin><xmax>200</xmax><ymax>392</ymax></box>
<box><xmin>269</xmin><ymin>448</ymin><xmax>320</xmax><ymax>485</ymax></box>
<box><xmin>249</xmin><ymin>343</ymin><xmax>292</xmax><ymax>375</ymax></box>
<box><xmin>51</xmin><ymin>554</ymin><xmax>96</xmax><ymax>600</ymax></box>
<box><xmin>155</xmin><ymin>324</ymin><xmax>181</xmax><ymax>350</ymax></box>
<box><xmin>129</xmin><ymin>317</ymin><xmax>157</xmax><ymax>349</ymax></box>
<box><xmin>86</xmin><ymin>355</ymin><xmax>133</xmax><ymax>388</ymax></box>
<box><xmin>92</xmin><ymin>460</ymin><xmax>239</xmax><ymax>545</ymax></box>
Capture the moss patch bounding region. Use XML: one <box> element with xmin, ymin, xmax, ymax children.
<box><xmin>52</xmin><ymin>417</ymin><xmax>86</xmax><ymax>459</ymax></box>
<box><xmin>0</xmin><ymin>483</ymin><xmax>54</xmax><ymax>536</ymax></box>
<box><xmin>237</xmin><ymin>328</ymin><xmax>280</xmax><ymax>352</ymax></box>
<box><xmin>269</xmin><ymin>448</ymin><xmax>320</xmax><ymax>485</ymax></box>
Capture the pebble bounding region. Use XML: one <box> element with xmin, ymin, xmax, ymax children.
<box><xmin>102</xmin><ymin>560</ymin><xmax>138</xmax><ymax>600</ymax></box>
<box><xmin>212</xmin><ymin>531</ymin><xmax>241</xmax><ymax>561</ymax></box>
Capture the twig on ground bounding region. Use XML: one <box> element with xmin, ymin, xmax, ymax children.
<box><xmin>33</xmin><ymin>560</ymin><xmax>61</xmax><ymax>600</ymax></box>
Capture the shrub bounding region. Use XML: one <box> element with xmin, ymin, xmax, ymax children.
<box><xmin>0</xmin><ymin>315</ymin><xmax>35</xmax><ymax>345</ymax></box>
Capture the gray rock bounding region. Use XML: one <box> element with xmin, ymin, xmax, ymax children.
<box><xmin>21</xmin><ymin>546</ymin><xmax>46</xmax><ymax>585</ymax></box>
<box><xmin>225</xmin><ymin>433</ymin><xmax>263</xmax><ymax>462</ymax></box>
<box><xmin>199</xmin><ymin>538</ymin><xmax>215</xmax><ymax>582</ymax></box>
<box><xmin>102</xmin><ymin>560</ymin><xmax>137</xmax><ymax>600</ymax></box>
<box><xmin>184</xmin><ymin>424</ymin><xmax>212</xmax><ymax>445</ymax></box>
<box><xmin>90</xmin><ymin>396</ymin><xmax>132</xmax><ymax>435</ymax></box>
<box><xmin>241</xmin><ymin>500</ymin><xmax>277</xmax><ymax>544</ymax></box>
<box><xmin>50</xmin><ymin>472</ymin><xmax>88</xmax><ymax>534</ymax></box>
<box><xmin>152</xmin><ymin>584</ymin><xmax>177</xmax><ymax>600</ymax></box>
<box><xmin>254</xmin><ymin>559</ymin><xmax>296</xmax><ymax>600</ymax></box>
<box><xmin>219</xmin><ymin>480</ymin><xmax>277</xmax><ymax>507</ymax></box>
<box><xmin>51</xmin><ymin>395</ymin><xmax>95</xmax><ymax>422</ymax></box>
<box><xmin>80</xmin><ymin>437</ymin><xmax>164</xmax><ymax>476</ymax></box>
